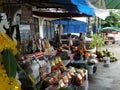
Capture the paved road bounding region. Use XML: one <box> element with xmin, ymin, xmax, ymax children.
<box><xmin>89</xmin><ymin>44</ymin><xmax>120</xmax><ymax>90</ymax></box>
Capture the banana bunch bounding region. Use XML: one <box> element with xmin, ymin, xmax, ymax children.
<box><xmin>102</xmin><ymin>49</ymin><xmax>117</xmax><ymax>62</ymax></box>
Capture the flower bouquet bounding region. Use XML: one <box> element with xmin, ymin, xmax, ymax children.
<box><xmin>87</xmin><ymin>59</ymin><xmax>96</xmax><ymax>65</ymax></box>
<box><xmin>0</xmin><ymin>32</ymin><xmax>21</xmax><ymax>90</ymax></box>
<box><xmin>87</xmin><ymin>54</ymin><xmax>98</xmax><ymax>65</ymax></box>
<box><xmin>83</xmin><ymin>51</ymin><xmax>89</xmax><ymax>61</ymax></box>
<box><xmin>79</xmin><ymin>49</ymin><xmax>84</xmax><ymax>60</ymax></box>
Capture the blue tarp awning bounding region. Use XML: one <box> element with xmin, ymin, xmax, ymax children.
<box><xmin>51</xmin><ymin>18</ymin><xmax>87</xmax><ymax>33</ymax></box>
<box><xmin>48</xmin><ymin>0</ymin><xmax>95</xmax><ymax>16</ymax></box>
<box><xmin>63</xmin><ymin>24</ymin><xmax>86</xmax><ymax>33</ymax></box>
<box><xmin>71</xmin><ymin>0</ymin><xmax>95</xmax><ymax>16</ymax></box>
<box><xmin>51</xmin><ymin>18</ymin><xmax>85</xmax><ymax>25</ymax></box>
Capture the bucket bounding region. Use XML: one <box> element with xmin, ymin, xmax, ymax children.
<box><xmin>88</xmin><ymin>65</ymin><xmax>94</xmax><ymax>75</ymax></box>
<box><xmin>103</xmin><ymin>57</ymin><xmax>110</xmax><ymax>67</ymax></box>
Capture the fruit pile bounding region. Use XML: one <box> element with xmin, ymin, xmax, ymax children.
<box><xmin>102</xmin><ymin>49</ymin><xmax>117</xmax><ymax>62</ymax></box>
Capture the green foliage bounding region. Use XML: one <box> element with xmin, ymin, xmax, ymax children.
<box><xmin>102</xmin><ymin>49</ymin><xmax>118</xmax><ymax>62</ymax></box>
<box><xmin>101</xmin><ymin>10</ymin><xmax>120</xmax><ymax>29</ymax></box>
<box><xmin>89</xmin><ymin>34</ymin><xmax>104</xmax><ymax>49</ymax></box>
<box><xmin>102</xmin><ymin>49</ymin><xmax>112</xmax><ymax>57</ymax></box>
<box><xmin>2</xmin><ymin>49</ymin><xmax>17</xmax><ymax>78</ymax></box>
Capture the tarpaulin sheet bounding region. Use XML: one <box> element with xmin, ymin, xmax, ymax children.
<box><xmin>48</xmin><ymin>0</ymin><xmax>95</xmax><ymax>16</ymax></box>
<box><xmin>51</xmin><ymin>18</ymin><xmax>87</xmax><ymax>33</ymax></box>
<box><xmin>63</xmin><ymin>24</ymin><xmax>87</xmax><ymax>33</ymax></box>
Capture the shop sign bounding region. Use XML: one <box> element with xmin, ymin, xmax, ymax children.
<box><xmin>21</xmin><ymin>4</ymin><xmax>32</xmax><ymax>24</ymax></box>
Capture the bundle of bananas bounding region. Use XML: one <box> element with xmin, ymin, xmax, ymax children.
<box><xmin>102</xmin><ymin>49</ymin><xmax>117</xmax><ymax>62</ymax></box>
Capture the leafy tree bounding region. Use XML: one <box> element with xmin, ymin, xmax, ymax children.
<box><xmin>101</xmin><ymin>10</ymin><xmax>120</xmax><ymax>29</ymax></box>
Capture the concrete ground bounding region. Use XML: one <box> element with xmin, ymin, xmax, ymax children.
<box><xmin>88</xmin><ymin>43</ymin><xmax>120</xmax><ymax>90</ymax></box>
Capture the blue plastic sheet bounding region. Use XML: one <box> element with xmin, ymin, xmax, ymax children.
<box><xmin>71</xmin><ymin>0</ymin><xmax>95</xmax><ymax>16</ymax></box>
<box><xmin>52</xmin><ymin>18</ymin><xmax>86</xmax><ymax>25</ymax></box>
<box><xmin>48</xmin><ymin>0</ymin><xmax>95</xmax><ymax>16</ymax></box>
<box><xmin>51</xmin><ymin>18</ymin><xmax>87</xmax><ymax>33</ymax></box>
<box><xmin>63</xmin><ymin>24</ymin><xmax>86</xmax><ymax>33</ymax></box>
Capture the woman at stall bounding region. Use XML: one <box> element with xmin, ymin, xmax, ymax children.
<box><xmin>67</xmin><ymin>33</ymin><xmax>73</xmax><ymax>50</ymax></box>
<box><xmin>78</xmin><ymin>32</ymin><xmax>86</xmax><ymax>50</ymax></box>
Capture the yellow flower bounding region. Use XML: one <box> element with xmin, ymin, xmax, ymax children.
<box><xmin>11</xmin><ymin>48</ymin><xmax>17</xmax><ymax>55</ymax></box>
<box><xmin>0</xmin><ymin>74</ymin><xmax>9</xmax><ymax>90</ymax></box>
<box><xmin>0</xmin><ymin>64</ymin><xmax>21</xmax><ymax>90</ymax></box>
<box><xmin>0</xmin><ymin>46</ymin><xmax>3</xmax><ymax>52</ymax></box>
<box><xmin>8</xmin><ymin>78</ymin><xmax>21</xmax><ymax>90</ymax></box>
<box><xmin>0</xmin><ymin>64</ymin><xmax>6</xmax><ymax>73</ymax></box>
<box><xmin>0</xmin><ymin>32</ymin><xmax>17</xmax><ymax>55</ymax></box>
<box><xmin>0</xmin><ymin>31</ymin><xmax>21</xmax><ymax>90</ymax></box>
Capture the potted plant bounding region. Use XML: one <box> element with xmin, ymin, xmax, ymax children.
<box><xmin>89</xmin><ymin>34</ymin><xmax>104</xmax><ymax>60</ymax></box>
<box><xmin>89</xmin><ymin>34</ymin><xmax>104</xmax><ymax>50</ymax></box>
<box><xmin>83</xmin><ymin>51</ymin><xmax>89</xmax><ymax>61</ymax></box>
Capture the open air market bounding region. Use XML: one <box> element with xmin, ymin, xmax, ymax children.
<box><xmin>1</xmin><ymin>0</ymin><xmax>120</xmax><ymax>90</ymax></box>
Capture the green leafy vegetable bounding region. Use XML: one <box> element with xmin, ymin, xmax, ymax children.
<box><xmin>2</xmin><ymin>49</ymin><xmax>17</xmax><ymax>78</ymax></box>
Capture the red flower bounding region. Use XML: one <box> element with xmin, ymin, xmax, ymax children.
<box><xmin>84</xmin><ymin>52</ymin><xmax>89</xmax><ymax>58</ymax></box>
<box><xmin>79</xmin><ymin>49</ymin><xmax>83</xmax><ymax>54</ymax></box>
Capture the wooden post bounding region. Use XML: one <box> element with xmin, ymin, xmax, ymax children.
<box><xmin>95</xmin><ymin>16</ymin><xmax>98</xmax><ymax>34</ymax></box>
<box><xmin>86</xmin><ymin>17</ymin><xmax>90</xmax><ymax>37</ymax></box>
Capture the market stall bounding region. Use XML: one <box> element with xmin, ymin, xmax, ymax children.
<box><xmin>0</xmin><ymin>13</ymin><xmax>98</xmax><ymax>90</ymax></box>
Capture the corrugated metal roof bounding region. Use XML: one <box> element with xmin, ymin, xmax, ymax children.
<box><xmin>89</xmin><ymin>0</ymin><xmax>120</xmax><ymax>9</ymax></box>
<box><xmin>104</xmin><ymin>0</ymin><xmax>120</xmax><ymax>9</ymax></box>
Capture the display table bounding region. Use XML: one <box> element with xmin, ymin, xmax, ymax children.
<box><xmin>18</xmin><ymin>50</ymin><xmax>91</xmax><ymax>90</ymax></box>
<box><xmin>67</xmin><ymin>69</ymin><xmax>88</xmax><ymax>90</ymax></box>
<box><xmin>69</xmin><ymin>60</ymin><xmax>88</xmax><ymax>69</ymax></box>
<box><xmin>74</xmin><ymin>80</ymin><xmax>89</xmax><ymax>90</ymax></box>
